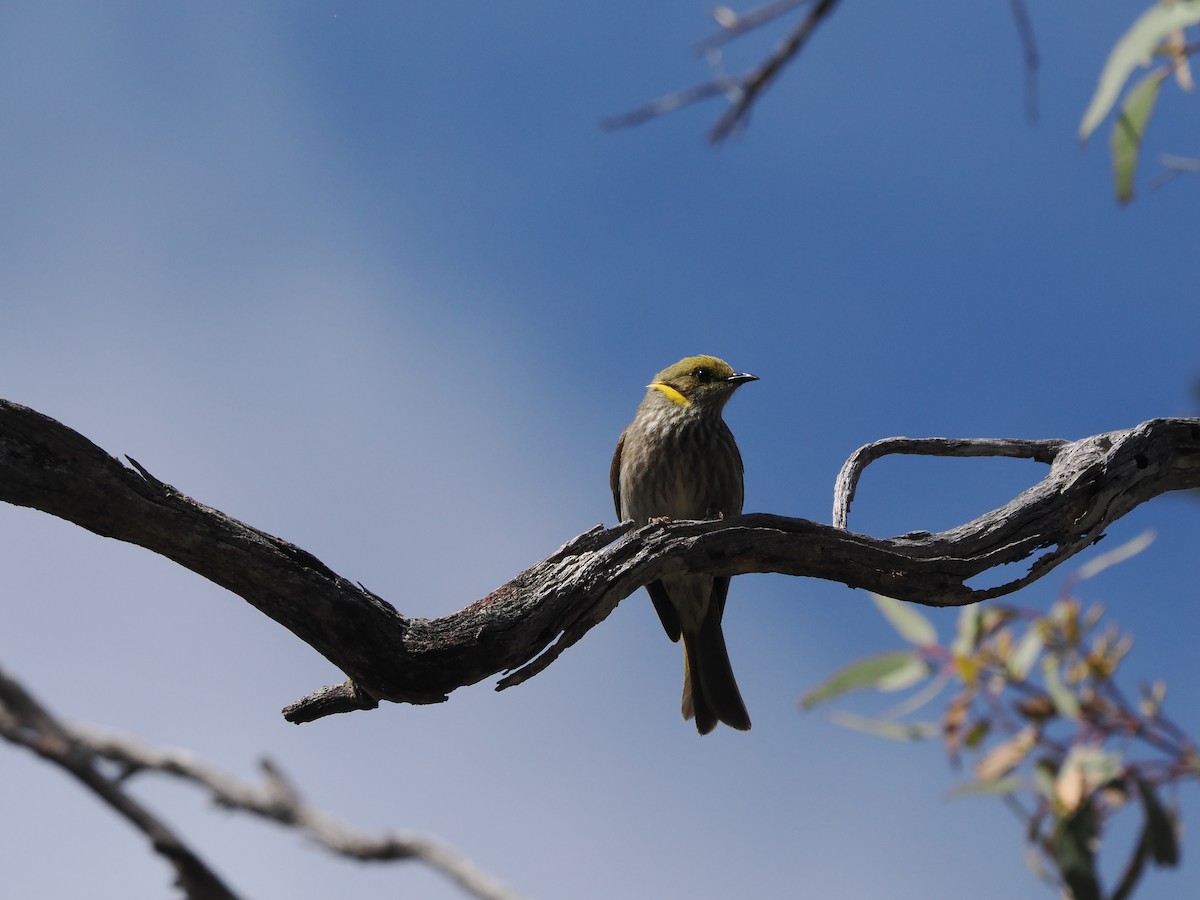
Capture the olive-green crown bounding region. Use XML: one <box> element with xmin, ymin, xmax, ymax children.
<box><xmin>647</xmin><ymin>355</ymin><xmax>757</xmax><ymax>408</ymax></box>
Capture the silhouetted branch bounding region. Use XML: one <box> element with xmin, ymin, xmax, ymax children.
<box><xmin>1152</xmin><ymin>153</ymin><xmax>1200</xmax><ymax>190</ymax></box>
<box><xmin>2</xmin><ymin>399</ymin><xmax>1199</xmax><ymax>725</ymax></box>
<box><xmin>0</xmin><ymin>665</ymin><xmax>523</xmax><ymax>900</ymax></box>
<box><xmin>607</xmin><ymin>0</ymin><xmax>1044</xmax><ymax>140</ymax></box>
<box><xmin>0</xmin><ymin>666</ymin><xmax>240</xmax><ymax>900</ymax></box>
<box><xmin>694</xmin><ymin>0</ymin><xmax>810</xmax><ymax>53</ymax></box>
<box><xmin>601</xmin><ymin>0</ymin><xmax>844</xmax><ymax>141</ymax></box>
<box><xmin>1009</xmin><ymin>0</ymin><xmax>1040</xmax><ymax>123</ymax></box>
<box><xmin>709</xmin><ymin>0</ymin><xmax>843</xmax><ymax>140</ymax></box>
<box><xmin>832</xmin><ymin>436</ymin><xmax>1068</xmax><ymax>529</ymax></box>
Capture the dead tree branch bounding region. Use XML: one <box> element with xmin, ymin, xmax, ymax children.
<box><xmin>832</xmin><ymin>436</ymin><xmax>1068</xmax><ymax>529</ymax></box>
<box><xmin>601</xmin><ymin>0</ymin><xmax>844</xmax><ymax>141</ymax></box>
<box><xmin>75</xmin><ymin>729</ymin><xmax>523</xmax><ymax>898</ymax></box>
<box><xmin>0</xmin><ymin>664</ymin><xmax>523</xmax><ymax>900</ymax></box>
<box><xmin>1009</xmin><ymin>0</ymin><xmax>1040</xmax><ymax>123</ymax></box>
<box><xmin>604</xmin><ymin>0</ymin><xmax>1042</xmax><ymax>140</ymax></box>
<box><xmin>2</xmin><ymin>399</ymin><xmax>1198</xmax><ymax>725</ymax></box>
<box><xmin>0</xmin><ymin>665</ymin><xmax>240</xmax><ymax>900</ymax></box>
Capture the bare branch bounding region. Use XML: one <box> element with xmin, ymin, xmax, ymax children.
<box><xmin>710</xmin><ymin>0</ymin><xmax>843</xmax><ymax>142</ymax></box>
<box><xmin>609</xmin><ymin>0</ymin><xmax>1043</xmax><ymax>139</ymax></box>
<box><xmin>2</xmin><ymin>400</ymin><xmax>1199</xmax><ymax>725</ymax></box>
<box><xmin>600</xmin><ymin>80</ymin><xmax>733</xmax><ymax>132</ymax></box>
<box><xmin>0</xmin><ymin>666</ymin><xmax>524</xmax><ymax>900</ymax></box>
<box><xmin>832</xmin><ymin>436</ymin><xmax>1068</xmax><ymax>529</ymax></box>
<box><xmin>1009</xmin><ymin>0</ymin><xmax>1040</xmax><ymax>123</ymax></box>
<box><xmin>694</xmin><ymin>0</ymin><xmax>811</xmax><ymax>53</ymax></box>
<box><xmin>1152</xmin><ymin>153</ymin><xmax>1200</xmax><ymax>190</ymax></box>
<box><xmin>0</xmin><ymin>666</ymin><xmax>240</xmax><ymax>900</ymax></box>
<box><xmin>72</xmin><ymin>726</ymin><xmax>524</xmax><ymax>900</ymax></box>
<box><xmin>601</xmin><ymin>0</ymin><xmax>843</xmax><ymax>140</ymax></box>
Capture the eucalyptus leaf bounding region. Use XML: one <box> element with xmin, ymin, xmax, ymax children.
<box><xmin>949</xmin><ymin>775</ymin><xmax>1023</xmax><ymax>798</ymax></box>
<box><xmin>1135</xmin><ymin>777</ymin><xmax>1180</xmax><ymax>867</ymax></box>
<box><xmin>951</xmin><ymin>606</ymin><xmax>981</xmax><ymax>657</ymax></box>
<box><xmin>799</xmin><ymin>650</ymin><xmax>924</xmax><ymax>709</ymax></box>
<box><xmin>1074</xmin><ymin>529</ymin><xmax>1155</xmax><ymax>581</ymax></box>
<box><xmin>875</xmin><ymin>653</ymin><xmax>930</xmax><ymax>693</ymax></box>
<box><xmin>871</xmin><ymin>593</ymin><xmax>938</xmax><ymax>646</ymax></box>
<box><xmin>828</xmin><ymin>711</ymin><xmax>938</xmax><ymax>741</ymax></box>
<box><xmin>1042</xmin><ymin>655</ymin><xmax>1081</xmax><ymax>720</ymax></box>
<box><xmin>1079</xmin><ymin>0</ymin><xmax>1200</xmax><ymax>142</ymax></box>
<box><xmin>1054</xmin><ymin>802</ymin><xmax>1101</xmax><ymax>900</ymax></box>
<box><xmin>1008</xmin><ymin>626</ymin><xmax>1044</xmax><ymax>681</ymax></box>
<box><xmin>1111</xmin><ymin>71</ymin><xmax>1164</xmax><ymax>204</ymax></box>
<box><xmin>975</xmin><ymin>726</ymin><xmax>1037</xmax><ymax>781</ymax></box>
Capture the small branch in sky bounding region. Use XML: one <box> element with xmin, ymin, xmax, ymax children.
<box><xmin>710</xmin><ymin>0</ymin><xmax>843</xmax><ymax>141</ymax></box>
<box><xmin>1008</xmin><ymin>0</ymin><xmax>1040</xmax><ymax>123</ymax></box>
<box><xmin>601</xmin><ymin>0</ymin><xmax>844</xmax><ymax>141</ymax></box>
<box><xmin>0</xmin><ymin>665</ymin><xmax>240</xmax><ymax>900</ymax></box>
<box><xmin>693</xmin><ymin>0</ymin><xmax>811</xmax><ymax>53</ymax></box>
<box><xmin>1151</xmin><ymin>152</ymin><xmax>1200</xmax><ymax>190</ymax></box>
<box><xmin>832</xmin><ymin>436</ymin><xmax>1067</xmax><ymax>530</ymax></box>
<box><xmin>0</xmin><ymin>665</ymin><xmax>524</xmax><ymax>900</ymax></box>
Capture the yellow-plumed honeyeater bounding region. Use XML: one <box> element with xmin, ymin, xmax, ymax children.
<box><xmin>610</xmin><ymin>355</ymin><xmax>757</xmax><ymax>734</ymax></box>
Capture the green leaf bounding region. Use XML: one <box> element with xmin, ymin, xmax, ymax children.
<box><xmin>1056</xmin><ymin>746</ymin><xmax>1124</xmax><ymax>812</ymax></box>
<box><xmin>799</xmin><ymin>650</ymin><xmax>925</xmax><ymax>709</ymax></box>
<box><xmin>975</xmin><ymin>725</ymin><xmax>1037</xmax><ymax>781</ymax></box>
<box><xmin>871</xmin><ymin>593</ymin><xmax>938</xmax><ymax>646</ymax></box>
<box><xmin>951</xmin><ymin>606</ymin><xmax>981</xmax><ymax>657</ymax></box>
<box><xmin>875</xmin><ymin>653</ymin><xmax>930</xmax><ymax>692</ymax></box>
<box><xmin>1111</xmin><ymin>70</ymin><xmax>1164</xmax><ymax>204</ymax></box>
<box><xmin>1135</xmin><ymin>777</ymin><xmax>1180</xmax><ymax>867</ymax></box>
<box><xmin>949</xmin><ymin>775</ymin><xmax>1023</xmax><ymax>798</ymax></box>
<box><xmin>1008</xmin><ymin>626</ymin><xmax>1044</xmax><ymax>681</ymax></box>
<box><xmin>1054</xmin><ymin>802</ymin><xmax>1102</xmax><ymax>900</ymax></box>
<box><xmin>1075</xmin><ymin>529</ymin><xmax>1155</xmax><ymax>581</ymax></box>
<box><xmin>1042</xmin><ymin>655</ymin><xmax>1081</xmax><ymax>720</ymax></box>
<box><xmin>963</xmin><ymin>718</ymin><xmax>990</xmax><ymax>748</ymax></box>
<box><xmin>1079</xmin><ymin>0</ymin><xmax>1200</xmax><ymax>142</ymax></box>
<box><xmin>1033</xmin><ymin>759</ymin><xmax>1058</xmax><ymax>806</ymax></box>
<box><xmin>827</xmin><ymin>711</ymin><xmax>938</xmax><ymax>741</ymax></box>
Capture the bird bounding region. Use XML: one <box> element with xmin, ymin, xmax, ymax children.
<box><xmin>610</xmin><ymin>355</ymin><xmax>757</xmax><ymax>734</ymax></box>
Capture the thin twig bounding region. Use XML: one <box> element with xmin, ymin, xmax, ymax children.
<box><xmin>0</xmin><ymin>666</ymin><xmax>241</xmax><ymax>900</ymax></box>
<box><xmin>601</xmin><ymin>0</ymin><xmax>843</xmax><ymax>140</ymax></box>
<box><xmin>1008</xmin><ymin>0</ymin><xmax>1040</xmax><ymax>123</ymax></box>
<box><xmin>1152</xmin><ymin>153</ymin><xmax>1200</xmax><ymax>190</ymax></box>
<box><xmin>79</xmin><ymin>729</ymin><xmax>525</xmax><ymax>900</ymax></box>
<box><xmin>710</xmin><ymin>0</ymin><xmax>844</xmax><ymax>141</ymax></box>
<box><xmin>0</xmin><ymin>665</ymin><xmax>524</xmax><ymax>900</ymax></box>
<box><xmin>600</xmin><ymin>80</ymin><xmax>733</xmax><ymax>131</ymax></box>
<box><xmin>694</xmin><ymin>0</ymin><xmax>811</xmax><ymax>53</ymax></box>
<box><xmin>832</xmin><ymin>436</ymin><xmax>1068</xmax><ymax>529</ymax></box>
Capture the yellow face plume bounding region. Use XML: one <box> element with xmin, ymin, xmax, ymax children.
<box><xmin>647</xmin><ymin>355</ymin><xmax>758</xmax><ymax>408</ymax></box>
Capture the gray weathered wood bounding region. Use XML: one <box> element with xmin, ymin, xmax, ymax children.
<box><xmin>2</xmin><ymin>400</ymin><xmax>1197</xmax><ymax>723</ymax></box>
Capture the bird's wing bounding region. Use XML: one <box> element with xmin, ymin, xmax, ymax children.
<box><xmin>611</xmin><ymin>427</ymin><xmax>682</xmax><ymax>641</ymax></box>
<box><xmin>711</xmin><ymin>421</ymin><xmax>742</xmax><ymax>620</ymax></box>
<box><xmin>609</xmin><ymin>431</ymin><xmax>625</xmax><ymax>520</ymax></box>
<box><xmin>647</xmin><ymin>581</ymin><xmax>682</xmax><ymax>641</ymax></box>
<box><xmin>710</xmin><ymin>574</ymin><xmax>731</xmax><ymax>621</ymax></box>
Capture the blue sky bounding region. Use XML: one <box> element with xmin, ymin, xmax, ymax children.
<box><xmin>2</xmin><ymin>3</ymin><xmax>1199</xmax><ymax>898</ymax></box>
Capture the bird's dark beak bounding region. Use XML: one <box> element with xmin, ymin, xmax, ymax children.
<box><xmin>725</xmin><ymin>373</ymin><xmax>759</xmax><ymax>386</ymax></box>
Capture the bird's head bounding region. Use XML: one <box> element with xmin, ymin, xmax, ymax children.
<box><xmin>647</xmin><ymin>355</ymin><xmax>758</xmax><ymax>411</ymax></box>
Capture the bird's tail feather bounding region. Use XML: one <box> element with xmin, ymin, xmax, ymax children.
<box><xmin>681</xmin><ymin>614</ymin><xmax>751</xmax><ymax>734</ymax></box>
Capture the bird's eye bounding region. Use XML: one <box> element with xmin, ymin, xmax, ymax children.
<box><xmin>693</xmin><ymin>367</ymin><xmax>713</xmax><ymax>383</ymax></box>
